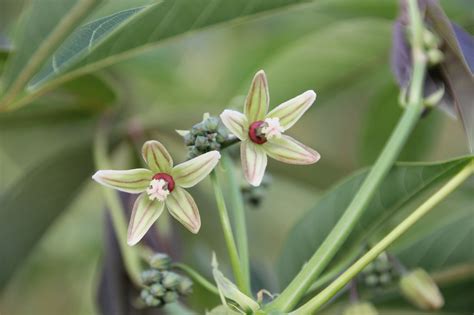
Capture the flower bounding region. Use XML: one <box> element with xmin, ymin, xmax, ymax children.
<box><xmin>220</xmin><ymin>70</ymin><xmax>321</xmax><ymax>186</ymax></box>
<box><xmin>92</xmin><ymin>140</ymin><xmax>221</xmax><ymax>245</ymax></box>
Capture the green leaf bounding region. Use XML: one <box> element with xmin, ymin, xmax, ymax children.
<box><xmin>277</xmin><ymin>157</ymin><xmax>474</xmax><ymax>288</ymax></box>
<box><xmin>0</xmin><ymin>0</ymin><xmax>104</xmax><ymax>107</ymax></box>
<box><xmin>0</xmin><ymin>143</ymin><xmax>94</xmax><ymax>289</ymax></box>
<box><xmin>2</xmin><ymin>0</ymin><xmax>314</xmax><ymax>109</ymax></box>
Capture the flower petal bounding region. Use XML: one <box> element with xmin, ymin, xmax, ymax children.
<box><xmin>244</xmin><ymin>70</ymin><xmax>269</xmax><ymax>122</ymax></box>
<box><xmin>266</xmin><ymin>90</ymin><xmax>316</xmax><ymax>130</ymax></box>
<box><xmin>220</xmin><ymin>109</ymin><xmax>248</xmax><ymax>140</ymax></box>
<box><xmin>212</xmin><ymin>254</ymin><xmax>260</xmax><ymax>313</ymax></box>
<box><xmin>141</xmin><ymin>140</ymin><xmax>173</xmax><ymax>173</ymax></box>
<box><xmin>92</xmin><ymin>169</ymin><xmax>152</xmax><ymax>193</ymax></box>
<box><xmin>172</xmin><ymin>151</ymin><xmax>221</xmax><ymax>188</ymax></box>
<box><xmin>263</xmin><ymin>135</ymin><xmax>320</xmax><ymax>165</ymax></box>
<box><xmin>166</xmin><ymin>187</ymin><xmax>201</xmax><ymax>233</ymax></box>
<box><xmin>127</xmin><ymin>194</ymin><xmax>165</xmax><ymax>246</ymax></box>
<box><xmin>241</xmin><ymin>140</ymin><xmax>267</xmax><ymax>187</ymax></box>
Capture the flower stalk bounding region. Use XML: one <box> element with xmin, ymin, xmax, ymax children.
<box><xmin>291</xmin><ymin>160</ymin><xmax>473</xmax><ymax>314</ymax></box>
<box><xmin>265</xmin><ymin>0</ymin><xmax>429</xmax><ymax>311</ymax></box>
<box><xmin>210</xmin><ymin>170</ymin><xmax>249</xmax><ymax>295</ymax></box>
<box><xmin>222</xmin><ymin>153</ymin><xmax>251</xmax><ymax>294</ymax></box>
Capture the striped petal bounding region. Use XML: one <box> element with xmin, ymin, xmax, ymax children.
<box><xmin>220</xmin><ymin>110</ymin><xmax>248</xmax><ymax>140</ymax></box>
<box><xmin>241</xmin><ymin>140</ymin><xmax>267</xmax><ymax>187</ymax></box>
<box><xmin>141</xmin><ymin>140</ymin><xmax>173</xmax><ymax>173</ymax></box>
<box><xmin>127</xmin><ymin>194</ymin><xmax>165</xmax><ymax>245</ymax></box>
<box><xmin>92</xmin><ymin>168</ymin><xmax>152</xmax><ymax>193</ymax></box>
<box><xmin>244</xmin><ymin>70</ymin><xmax>269</xmax><ymax>122</ymax></box>
<box><xmin>172</xmin><ymin>151</ymin><xmax>221</xmax><ymax>188</ymax></box>
<box><xmin>263</xmin><ymin>135</ymin><xmax>320</xmax><ymax>165</ymax></box>
<box><xmin>266</xmin><ymin>90</ymin><xmax>316</xmax><ymax>130</ymax></box>
<box><xmin>166</xmin><ymin>187</ymin><xmax>201</xmax><ymax>233</ymax></box>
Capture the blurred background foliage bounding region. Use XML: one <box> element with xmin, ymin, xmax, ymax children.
<box><xmin>0</xmin><ymin>0</ymin><xmax>473</xmax><ymax>314</ymax></box>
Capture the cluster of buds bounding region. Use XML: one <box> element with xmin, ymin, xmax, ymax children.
<box><xmin>139</xmin><ymin>253</ymin><xmax>193</xmax><ymax>308</ymax></box>
<box><xmin>180</xmin><ymin>114</ymin><xmax>234</xmax><ymax>159</ymax></box>
<box><xmin>360</xmin><ymin>252</ymin><xmax>398</xmax><ymax>288</ymax></box>
<box><xmin>240</xmin><ymin>173</ymin><xmax>272</xmax><ymax>208</ymax></box>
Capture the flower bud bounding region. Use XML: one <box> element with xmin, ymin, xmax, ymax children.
<box><xmin>427</xmin><ymin>48</ymin><xmax>444</xmax><ymax>65</ymax></box>
<box><xmin>184</xmin><ymin>132</ymin><xmax>195</xmax><ymax>146</ymax></box>
<box><xmin>163</xmin><ymin>291</ymin><xmax>179</xmax><ymax>304</ymax></box>
<box><xmin>177</xmin><ymin>276</ymin><xmax>193</xmax><ymax>295</ymax></box>
<box><xmin>343</xmin><ymin>302</ymin><xmax>378</xmax><ymax>315</ymax></box>
<box><xmin>162</xmin><ymin>271</ymin><xmax>181</xmax><ymax>289</ymax></box>
<box><xmin>399</xmin><ymin>268</ymin><xmax>444</xmax><ymax>310</ymax></box>
<box><xmin>195</xmin><ymin>136</ymin><xmax>209</xmax><ymax>150</ymax></box>
<box><xmin>364</xmin><ymin>274</ymin><xmax>379</xmax><ymax>287</ymax></box>
<box><xmin>145</xmin><ymin>295</ymin><xmax>162</xmax><ymax>307</ymax></box>
<box><xmin>150</xmin><ymin>283</ymin><xmax>166</xmax><ymax>297</ymax></box>
<box><xmin>141</xmin><ymin>269</ymin><xmax>161</xmax><ymax>285</ymax></box>
<box><xmin>204</xmin><ymin>117</ymin><xmax>219</xmax><ymax>131</ymax></box>
<box><xmin>149</xmin><ymin>253</ymin><xmax>172</xmax><ymax>270</ymax></box>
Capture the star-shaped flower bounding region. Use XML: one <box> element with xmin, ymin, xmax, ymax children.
<box><xmin>92</xmin><ymin>140</ymin><xmax>221</xmax><ymax>245</ymax></box>
<box><xmin>220</xmin><ymin>70</ymin><xmax>321</xmax><ymax>186</ymax></box>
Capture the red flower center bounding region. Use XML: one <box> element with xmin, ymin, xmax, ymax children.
<box><xmin>152</xmin><ymin>173</ymin><xmax>175</xmax><ymax>192</ymax></box>
<box><xmin>248</xmin><ymin>121</ymin><xmax>267</xmax><ymax>144</ymax></box>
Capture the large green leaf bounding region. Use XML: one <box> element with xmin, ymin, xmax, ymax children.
<box><xmin>0</xmin><ymin>143</ymin><xmax>94</xmax><ymax>289</ymax></box>
<box><xmin>277</xmin><ymin>157</ymin><xmax>474</xmax><ymax>288</ymax></box>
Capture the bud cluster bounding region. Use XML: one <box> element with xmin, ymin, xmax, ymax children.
<box><xmin>139</xmin><ymin>253</ymin><xmax>193</xmax><ymax>308</ymax></box>
<box><xmin>360</xmin><ymin>252</ymin><xmax>398</xmax><ymax>288</ymax></box>
<box><xmin>181</xmin><ymin>115</ymin><xmax>233</xmax><ymax>159</ymax></box>
<box><xmin>241</xmin><ymin>173</ymin><xmax>272</xmax><ymax>208</ymax></box>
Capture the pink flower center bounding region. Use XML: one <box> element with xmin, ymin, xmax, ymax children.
<box><xmin>248</xmin><ymin>121</ymin><xmax>267</xmax><ymax>144</ymax></box>
<box><xmin>152</xmin><ymin>173</ymin><xmax>175</xmax><ymax>192</ymax></box>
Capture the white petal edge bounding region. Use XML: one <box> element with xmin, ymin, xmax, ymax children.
<box><xmin>241</xmin><ymin>140</ymin><xmax>267</xmax><ymax>187</ymax></box>
<box><xmin>141</xmin><ymin>140</ymin><xmax>173</xmax><ymax>173</ymax></box>
<box><xmin>165</xmin><ymin>187</ymin><xmax>201</xmax><ymax>233</ymax></box>
<box><xmin>220</xmin><ymin>109</ymin><xmax>249</xmax><ymax>140</ymax></box>
<box><xmin>266</xmin><ymin>90</ymin><xmax>316</xmax><ymax>130</ymax></box>
<box><xmin>92</xmin><ymin>168</ymin><xmax>152</xmax><ymax>194</ymax></box>
<box><xmin>127</xmin><ymin>194</ymin><xmax>165</xmax><ymax>246</ymax></box>
<box><xmin>172</xmin><ymin>151</ymin><xmax>221</xmax><ymax>188</ymax></box>
<box><xmin>244</xmin><ymin>70</ymin><xmax>269</xmax><ymax>122</ymax></box>
<box><xmin>263</xmin><ymin>135</ymin><xmax>321</xmax><ymax>165</ymax></box>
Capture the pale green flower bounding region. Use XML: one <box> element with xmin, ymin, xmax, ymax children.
<box><xmin>93</xmin><ymin>140</ymin><xmax>220</xmax><ymax>245</ymax></box>
<box><xmin>220</xmin><ymin>70</ymin><xmax>320</xmax><ymax>186</ymax></box>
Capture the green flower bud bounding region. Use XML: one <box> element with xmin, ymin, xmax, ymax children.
<box><xmin>209</xmin><ymin>141</ymin><xmax>221</xmax><ymax>151</ymax></box>
<box><xmin>195</xmin><ymin>136</ymin><xmax>209</xmax><ymax>150</ymax></box>
<box><xmin>379</xmin><ymin>273</ymin><xmax>392</xmax><ymax>285</ymax></box>
<box><xmin>141</xmin><ymin>269</ymin><xmax>161</xmax><ymax>285</ymax></box>
<box><xmin>204</xmin><ymin>117</ymin><xmax>219</xmax><ymax>131</ymax></box>
<box><xmin>184</xmin><ymin>132</ymin><xmax>195</xmax><ymax>146</ymax></box>
<box><xmin>343</xmin><ymin>302</ymin><xmax>378</xmax><ymax>315</ymax></box>
<box><xmin>149</xmin><ymin>253</ymin><xmax>172</xmax><ymax>270</ymax></box>
<box><xmin>150</xmin><ymin>283</ymin><xmax>166</xmax><ymax>297</ymax></box>
<box><xmin>362</xmin><ymin>262</ymin><xmax>375</xmax><ymax>274</ymax></box>
<box><xmin>162</xmin><ymin>271</ymin><xmax>181</xmax><ymax>289</ymax></box>
<box><xmin>140</xmin><ymin>288</ymin><xmax>152</xmax><ymax>300</ymax></box>
<box><xmin>427</xmin><ymin>49</ymin><xmax>444</xmax><ymax>65</ymax></box>
<box><xmin>374</xmin><ymin>255</ymin><xmax>391</xmax><ymax>273</ymax></box>
<box><xmin>177</xmin><ymin>276</ymin><xmax>193</xmax><ymax>295</ymax></box>
<box><xmin>191</xmin><ymin>122</ymin><xmax>206</xmax><ymax>136</ymax></box>
<box><xmin>364</xmin><ymin>274</ymin><xmax>379</xmax><ymax>287</ymax></box>
<box><xmin>163</xmin><ymin>290</ymin><xmax>179</xmax><ymax>304</ymax></box>
<box><xmin>399</xmin><ymin>268</ymin><xmax>444</xmax><ymax>310</ymax></box>
<box><xmin>145</xmin><ymin>294</ymin><xmax>162</xmax><ymax>307</ymax></box>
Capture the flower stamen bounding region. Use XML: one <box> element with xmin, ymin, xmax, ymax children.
<box><xmin>261</xmin><ymin>117</ymin><xmax>284</xmax><ymax>140</ymax></box>
<box><xmin>147</xmin><ymin>173</ymin><xmax>175</xmax><ymax>201</ymax></box>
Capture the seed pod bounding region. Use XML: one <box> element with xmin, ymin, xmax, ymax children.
<box><xmin>149</xmin><ymin>253</ymin><xmax>172</xmax><ymax>270</ymax></box>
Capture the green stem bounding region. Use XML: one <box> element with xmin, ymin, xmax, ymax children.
<box><xmin>292</xmin><ymin>161</ymin><xmax>473</xmax><ymax>314</ymax></box>
<box><xmin>173</xmin><ymin>263</ymin><xmax>219</xmax><ymax>296</ymax></box>
<box><xmin>221</xmin><ymin>153</ymin><xmax>251</xmax><ymax>294</ymax></box>
<box><xmin>210</xmin><ymin>170</ymin><xmax>247</xmax><ymax>294</ymax></box>
<box><xmin>94</xmin><ymin>121</ymin><xmax>142</xmax><ymax>285</ymax></box>
<box><xmin>266</xmin><ymin>0</ymin><xmax>427</xmax><ymax>311</ymax></box>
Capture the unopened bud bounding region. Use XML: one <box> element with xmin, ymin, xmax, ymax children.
<box><xmin>427</xmin><ymin>49</ymin><xmax>444</xmax><ymax>65</ymax></box>
<box><xmin>343</xmin><ymin>302</ymin><xmax>378</xmax><ymax>315</ymax></box>
<box><xmin>141</xmin><ymin>269</ymin><xmax>161</xmax><ymax>285</ymax></box>
<box><xmin>145</xmin><ymin>295</ymin><xmax>162</xmax><ymax>307</ymax></box>
<box><xmin>184</xmin><ymin>132</ymin><xmax>195</xmax><ymax>146</ymax></box>
<box><xmin>150</xmin><ymin>283</ymin><xmax>166</xmax><ymax>297</ymax></box>
<box><xmin>204</xmin><ymin>117</ymin><xmax>219</xmax><ymax>131</ymax></box>
<box><xmin>195</xmin><ymin>136</ymin><xmax>209</xmax><ymax>150</ymax></box>
<box><xmin>423</xmin><ymin>30</ymin><xmax>441</xmax><ymax>49</ymax></box>
<box><xmin>162</xmin><ymin>271</ymin><xmax>181</xmax><ymax>289</ymax></box>
<box><xmin>399</xmin><ymin>268</ymin><xmax>444</xmax><ymax>310</ymax></box>
<box><xmin>177</xmin><ymin>277</ymin><xmax>193</xmax><ymax>295</ymax></box>
<box><xmin>424</xmin><ymin>85</ymin><xmax>445</xmax><ymax>107</ymax></box>
<box><xmin>163</xmin><ymin>290</ymin><xmax>179</xmax><ymax>303</ymax></box>
<box><xmin>149</xmin><ymin>253</ymin><xmax>172</xmax><ymax>270</ymax></box>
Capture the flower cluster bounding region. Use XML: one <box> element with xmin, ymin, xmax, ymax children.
<box><xmin>139</xmin><ymin>253</ymin><xmax>193</xmax><ymax>308</ymax></box>
<box><xmin>359</xmin><ymin>252</ymin><xmax>398</xmax><ymax>288</ymax></box>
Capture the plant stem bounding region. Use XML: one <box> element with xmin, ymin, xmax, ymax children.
<box><xmin>210</xmin><ymin>170</ymin><xmax>247</xmax><ymax>294</ymax></box>
<box><xmin>173</xmin><ymin>263</ymin><xmax>219</xmax><ymax>295</ymax></box>
<box><xmin>221</xmin><ymin>153</ymin><xmax>251</xmax><ymax>294</ymax></box>
<box><xmin>265</xmin><ymin>0</ymin><xmax>427</xmax><ymax>311</ymax></box>
<box><xmin>94</xmin><ymin>120</ymin><xmax>142</xmax><ymax>285</ymax></box>
<box><xmin>292</xmin><ymin>161</ymin><xmax>473</xmax><ymax>314</ymax></box>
